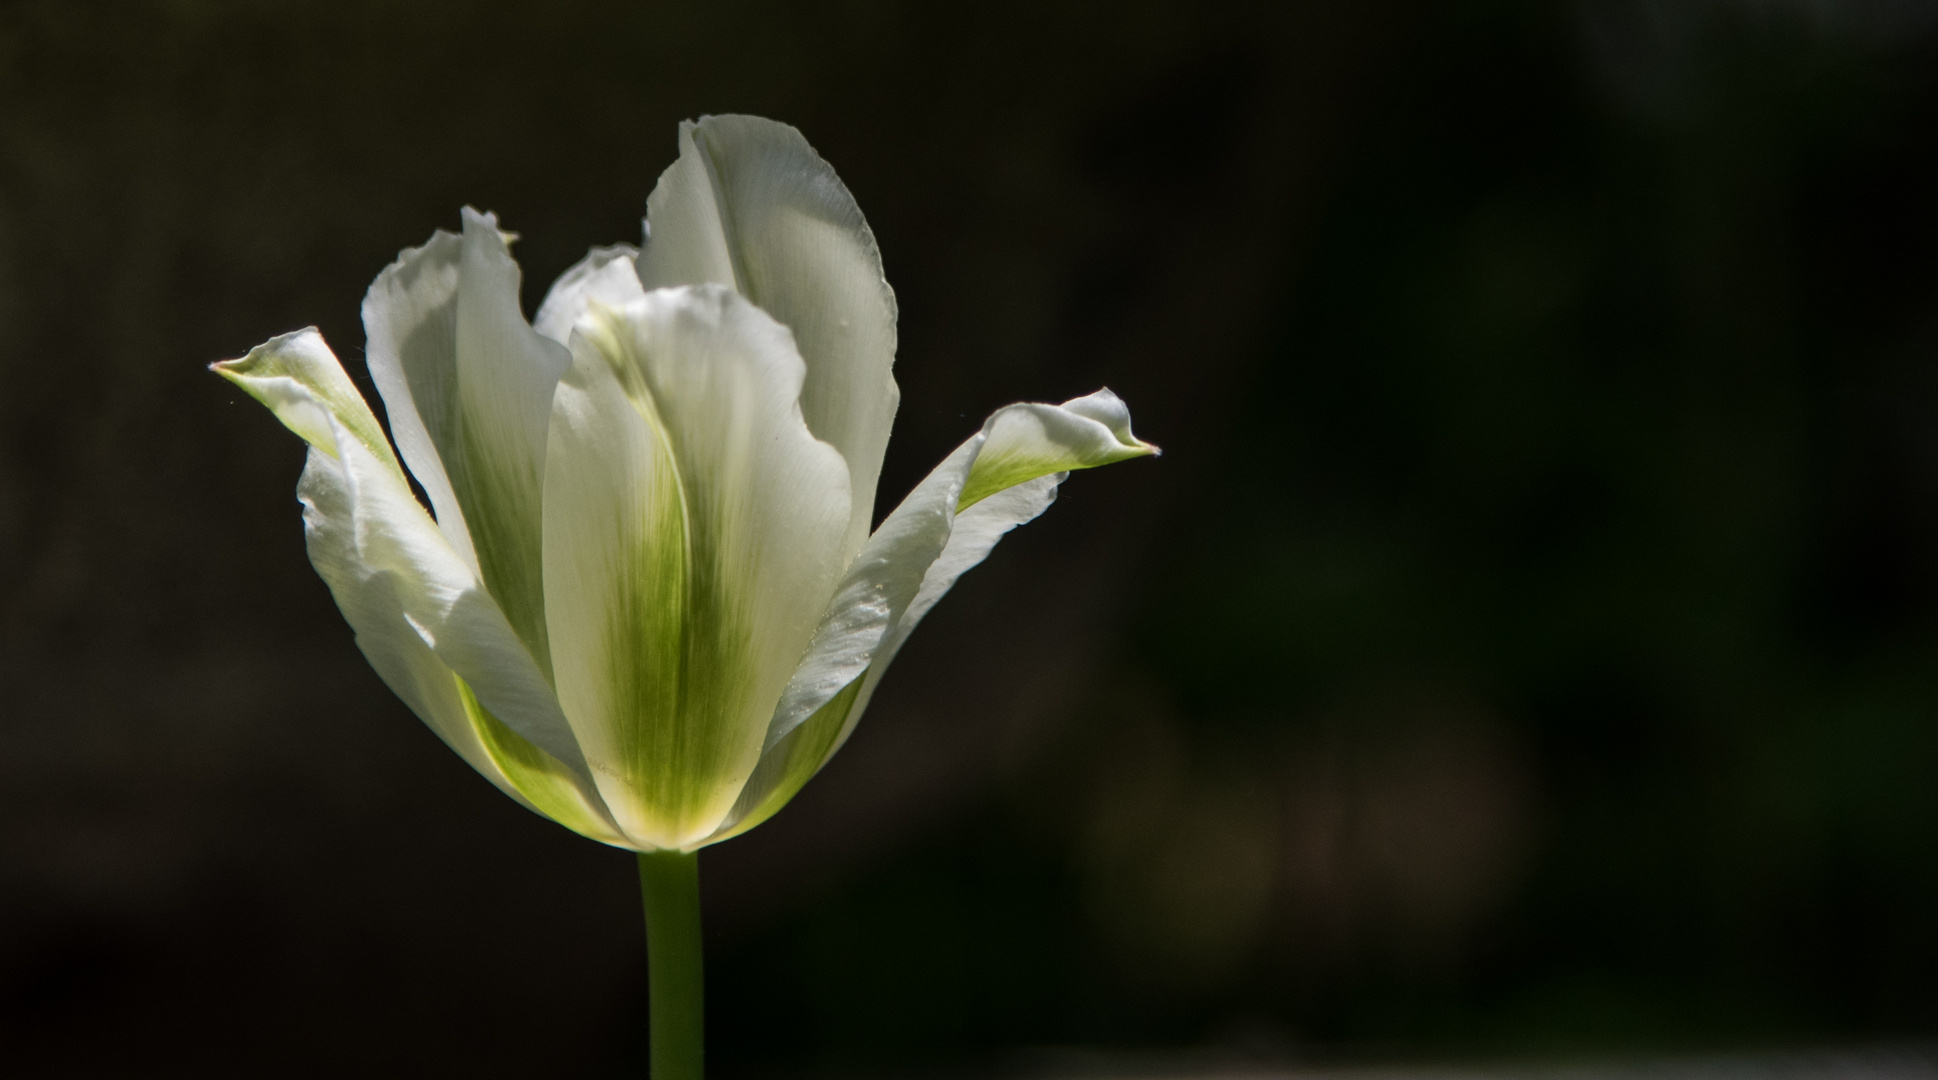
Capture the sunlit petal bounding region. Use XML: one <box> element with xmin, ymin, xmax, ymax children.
<box><xmin>543</xmin><ymin>284</ymin><xmax>852</xmax><ymax>849</ymax></box>
<box><xmin>716</xmin><ymin>391</ymin><xmax>1155</xmax><ymax>839</ymax></box>
<box><xmin>363</xmin><ymin>210</ymin><xmax>572</xmax><ymax>676</ymax></box>
<box><xmin>636</xmin><ymin>115</ymin><xmax>900</xmax><ymax>562</ymax></box>
<box><xmin>534</xmin><ymin>244</ymin><xmax>645</xmax><ymax>346</ymax></box>
<box><xmin>219</xmin><ymin>329</ymin><xmax>612</xmax><ymax>832</ymax></box>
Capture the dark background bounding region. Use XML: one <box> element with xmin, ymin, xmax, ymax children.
<box><xmin>5</xmin><ymin>0</ymin><xmax>1938</xmax><ymax>1075</ymax></box>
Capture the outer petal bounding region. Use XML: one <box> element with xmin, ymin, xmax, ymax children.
<box><xmin>212</xmin><ymin>327</ymin><xmax>400</xmax><ymax>472</ymax></box>
<box><xmin>362</xmin><ymin>209</ymin><xmax>572</xmax><ymax>676</ymax></box>
<box><xmin>360</xmin><ymin>229</ymin><xmax>474</xmax><ymax>570</ymax></box>
<box><xmin>635</xmin><ymin>115</ymin><xmax>900</xmax><ymax>562</ymax></box>
<box><xmin>957</xmin><ymin>388</ymin><xmax>1155</xmax><ymax>509</ymax></box>
<box><xmin>542</xmin><ymin>284</ymin><xmax>852</xmax><ymax>850</ymax></box>
<box><xmin>324</xmin><ymin>423</ymin><xmax>589</xmax><ymax>778</ymax></box>
<box><xmin>700</xmin><ymin>390</ymin><xmax>1156</xmax><ymax>844</ymax></box>
<box><xmin>217</xmin><ymin>330</ymin><xmax>620</xmax><ymax>841</ymax></box>
<box><xmin>301</xmin><ymin>445</ymin><xmax>629</xmax><ymax>847</ymax></box>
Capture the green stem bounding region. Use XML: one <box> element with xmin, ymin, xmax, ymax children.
<box><xmin>638</xmin><ymin>849</ymin><xmax>704</xmax><ymax>1080</ymax></box>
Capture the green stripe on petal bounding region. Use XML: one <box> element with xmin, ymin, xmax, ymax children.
<box><xmin>544</xmin><ymin>285</ymin><xmax>852</xmax><ymax>850</ymax></box>
<box><xmin>455</xmin><ymin>676</ymin><xmax>634</xmax><ymax>847</ymax></box>
<box><xmin>701</xmin><ymin>675</ymin><xmax>864</xmax><ymax>847</ymax></box>
<box><xmin>637</xmin><ymin>115</ymin><xmax>900</xmax><ymax>564</ymax></box>
<box><xmin>361</xmin><ymin>211</ymin><xmax>572</xmax><ymax>680</ymax></box>
<box><xmin>447</xmin><ymin>210</ymin><xmax>572</xmax><ymax>679</ymax></box>
<box><xmin>212</xmin><ymin>328</ymin><xmax>400</xmax><ymax>474</ymax></box>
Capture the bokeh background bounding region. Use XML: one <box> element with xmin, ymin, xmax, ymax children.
<box><xmin>5</xmin><ymin>0</ymin><xmax>1938</xmax><ymax>1075</ymax></box>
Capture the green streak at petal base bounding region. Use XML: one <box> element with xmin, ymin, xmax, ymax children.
<box><xmin>956</xmin><ymin>453</ymin><xmax>1067</xmax><ymax>513</ymax></box>
<box><xmin>455</xmin><ymin>676</ymin><xmax>623</xmax><ymax>845</ymax></box>
<box><xmin>454</xmin><ymin>421</ymin><xmax>554</xmax><ymax>682</ymax></box>
<box><xmin>603</xmin><ymin>335</ymin><xmax>759</xmax><ymax>840</ymax></box>
<box><xmin>705</xmin><ymin>675</ymin><xmax>864</xmax><ymax>847</ymax></box>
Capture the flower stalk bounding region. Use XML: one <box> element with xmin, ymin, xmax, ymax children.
<box><xmin>639</xmin><ymin>851</ymin><xmax>704</xmax><ymax>1080</ymax></box>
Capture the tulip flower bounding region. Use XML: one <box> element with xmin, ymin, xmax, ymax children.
<box><xmin>214</xmin><ymin>115</ymin><xmax>1154</xmax><ymax>1077</ymax></box>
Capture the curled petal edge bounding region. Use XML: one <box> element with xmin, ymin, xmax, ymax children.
<box><xmin>700</xmin><ymin>389</ymin><xmax>1155</xmax><ymax>845</ymax></box>
<box><xmin>218</xmin><ymin>329</ymin><xmax>627</xmax><ymax>846</ymax></box>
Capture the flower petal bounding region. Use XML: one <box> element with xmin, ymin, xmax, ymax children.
<box><xmin>756</xmin><ymin>436</ymin><xmax>981</xmax><ymax>749</ymax></box>
<box><xmin>300</xmin><ymin>443</ymin><xmax>627</xmax><ymax>846</ymax></box>
<box><xmin>542</xmin><ymin>284</ymin><xmax>852</xmax><ymax>850</ymax></box>
<box><xmin>220</xmin><ymin>328</ymin><xmax>613</xmax><ymax>835</ymax></box>
<box><xmin>324</xmin><ymin>406</ymin><xmax>587</xmax><ymax>777</ymax></box>
<box><xmin>712</xmin><ymin>390</ymin><xmax>1156</xmax><ymax>839</ymax></box>
<box><xmin>533</xmin><ymin>244</ymin><xmax>644</xmax><ymax>346</ymax></box>
<box><xmin>360</xmin><ymin>228</ymin><xmax>476</xmax><ymax>571</ymax></box>
<box><xmin>635</xmin><ymin>115</ymin><xmax>900</xmax><ymax>562</ymax></box>
<box><xmin>362</xmin><ymin>210</ymin><xmax>572</xmax><ymax>677</ymax></box>
<box><xmin>211</xmin><ymin>327</ymin><xmax>400</xmax><ymax>472</ymax></box>
<box><xmin>451</xmin><ymin>676</ymin><xmax>634</xmax><ymax>847</ymax></box>
<box><xmin>699</xmin><ymin>677</ymin><xmax>863</xmax><ymax>846</ymax></box>
<box><xmin>295</xmin><ymin>442</ymin><xmax>490</xmax><ymax>772</ymax></box>
<box><xmin>957</xmin><ymin>388</ymin><xmax>1157</xmax><ymax>510</ymax></box>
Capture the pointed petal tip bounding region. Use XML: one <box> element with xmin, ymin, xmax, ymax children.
<box><xmin>211</xmin><ymin>326</ymin><xmax>403</xmax><ymax>472</ymax></box>
<box><xmin>1061</xmin><ymin>386</ymin><xmax>1159</xmax><ymax>457</ymax></box>
<box><xmin>211</xmin><ymin>326</ymin><xmax>327</xmax><ymax>378</ymax></box>
<box><xmin>457</xmin><ymin>206</ymin><xmax>517</xmax><ymax>246</ymax></box>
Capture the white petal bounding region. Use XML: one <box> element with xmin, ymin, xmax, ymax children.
<box><xmin>844</xmin><ymin>390</ymin><xmax>1155</xmax><ymax>734</ymax></box>
<box><xmin>300</xmin><ymin>444</ymin><xmax>501</xmax><ymax>780</ymax></box>
<box><xmin>534</xmin><ymin>244</ymin><xmax>644</xmax><ymax>345</ymax></box>
<box><xmin>636</xmin><ymin>115</ymin><xmax>900</xmax><ymax>562</ymax></box>
<box><xmin>542</xmin><ymin>284</ymin><xmax>852</xmax><ymax>850</ymax></box>
<box><xmin>300</xmin><ymin>445</ymin><xmax>629</xmax><ymax>847</ymax></box>
<box><xmin>325</xmin><ymin>405</ymin><xmax>588</xmax><ymax>775</ymax></box>
<box><xmin>857</xmin><ymin>474</ymin><xmax>1064</xmax><ymax>703</ymax></box>
<box><xmin>703</xmin><ymin>390</ymin><xmax>1156</xmax><ymax>844</ymax></box>
<box><xmin>213</xmin><ymin>327</ymin><xmax>401</xmax><ymax>471</ymax></box>
<box><xmin>360</xmin><ymin>228</ymin><xmax>477</xmax><ymax>572</ymax></box>
<box><xmin>758</xmin><ymin>437</ymin><xmax>980</xmax><ymax>749</ymax></box>
<box><xmin>219</xmin><ymin>328</ymin><xmax>617</xmax><ymax>840</ymax></box>
<box><xmin>361</xmin><ymin>210</ymin><xmax>573</xmax><ymax>675</ymax></box>
<box><xmin>957</xmin><ymin>388</ymin><xmax>1157</xmax><ymax>510</ymax></box>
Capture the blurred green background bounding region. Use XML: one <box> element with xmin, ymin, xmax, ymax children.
<box><xmin>4</xmin><ymin>0</ymin><xmax>1938</xmax><ymax>1076</ymax></box>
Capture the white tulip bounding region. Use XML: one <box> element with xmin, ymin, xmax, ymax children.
<box><xmin>215</xmin><ymin>115</ymin><xmax>1156</xmax><ymax>854</ymax></box>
